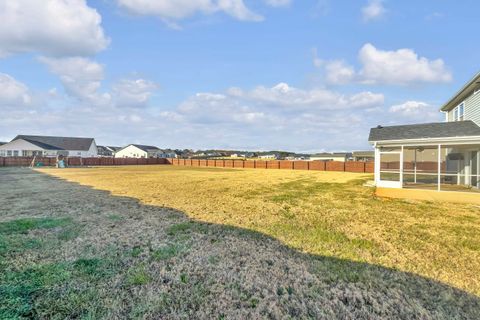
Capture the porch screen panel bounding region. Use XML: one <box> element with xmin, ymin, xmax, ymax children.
<box><xmin>402</xmin><ymin>147</ymin><xmax>438</xmax><ymax>189</ymax></box>
<box><xmin>472</xmin><ymin>151</ymin><xmax>479</xmax><ymax>188</ymax></box>
<box><xmin>379</xmin><ymin>149</ymin><xmax>401</xmax><ymax>181</ymax></box>
<box><xmin>439</xmin><ymin>146</ymin><xmax>461</xmax><ymax>190</ymax></box>
<box><xmin>440</xmin><ymin>147</ymin><xmax>479</xmax><ymax>192</ymax></box>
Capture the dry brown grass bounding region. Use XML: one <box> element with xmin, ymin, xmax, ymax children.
<box><xmin>1</xmin><ymin>167</ymin><xmax>479</xmax><ymax>318</ymax></box>
<box><xmin>38</xmin><ymin>165</ymin><xmax>480</xmax><ymax>296</ymax></box>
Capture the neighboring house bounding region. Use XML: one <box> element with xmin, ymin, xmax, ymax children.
<box><xmin>309</xmin><ymin>152</ymin><xmax>352</xmax><ymax>162</ymax></box>
<box><xmin>352</xmin><ymin>151</ymin><xmax>375</xmax><ymax>162</ymax></box>
<box><xmin>162</xmin><ymin>149</ymin><xmax>178</xmax><ymax>158</ymax></box>
<box><xmin>115</xmin><ymin>144</ymin><xmax>166</xmax><ymax>158</ymax></box>
<box><xmin>97</xmin><ymin>146</ymin><xmax>121</xmax><ymax>157</ymax></box>
<box><xmin>258</xmin><ymin>154</ymin><xmax>278</xmax><ymax>160</ymax></box>
<box><xmin>369</xmin><ymin>72</ymin><xmax>480</xmax><ymax>192</ymax></box>
<box><xmin>0</xmin><ymin>135</ymin><xmax>97</xmax><ymax>158</ymax></box>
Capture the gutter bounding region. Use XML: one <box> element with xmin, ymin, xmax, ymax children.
<box><xmin>439</xmin><ymin>71</ymin><xmax>480</xmax><ymax>112</ymax></box>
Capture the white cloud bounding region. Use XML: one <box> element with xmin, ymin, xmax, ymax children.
<box><xmin>314</xmin><ymin>43</ymin><xmax>452</xmax><ymax>86</ymax></box>
<box><xmin>0</xmin><ymin>73</ymin><xmax>32</xmax><ymax>107</ymax></box>
<box><xmin>172</xmin><ymin>83</ymin><xmax>384</xmax><ymax>150</ymax></box>
<box><xmin>117</xmin><ymin>0</ymin><xmax>263</xmax><ymax>22</ymax></box>
<box><xmin>358</xmin><ymin>43</ymin><xmax>452</xmax><ymax>85</ymax></box>
<box><xmin>389</xmin><ymin>100</ymin><xmax>441</xmax><ymax>123</ymax></box>
<box><xmin>39</xmin><ymin>57</ymin><xmax>159</xmax><ymax>109</ymax></box>
<box><xmin>112</xmin><ymin>78</ymin><xmax>159</xmax><ymax>108</ymax></box>
<box><xmin>232</xmin><ymin>83</ymin><xmax>384</xmax><ymax>110</ymax></box>
<box><xmin>362</xmin><ymin>0</ymin><xmax>386</xmax><ymax>22</ymax></box>
<box><xmin>324</xmin><ymin>60</ymin><xmax>356</xmax><ymax>85</ymax></box>
<box><xmin>0</xmin><ymin>0</ymin><xmax>109</xmax><ymax>58</ymax></box>
<box><xmin>39</xmin><ymin>56</ymin><xmax>110</xmax><ymax>104</ymax></box>
<box><xmin>264</xmin><ymin>0</ymin><xmax>292</xmax><ymax>7</ymax></box>
<box><xmin>0</xmin><ymin>80</ymin><xmax>386</xmax><ymax>152</ymax></box>
<box><xmin>312</xmin><ymin>49</ymin><xmax>356</xmax><ymax>85</ymax></box>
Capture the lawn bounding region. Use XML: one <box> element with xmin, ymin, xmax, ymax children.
<box><xmin>1</xmin><ymin>165</ymin><xmax>479</xmax><ymax>318</ymax></box>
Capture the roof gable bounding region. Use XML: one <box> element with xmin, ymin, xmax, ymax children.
<box><xmin>117</xmin><ymin>144</ymin><xmax>161</xmax><ymax>153</ymax></box>
<box><xmin>131</xmin><ymin>144</ymin><xmax>160</xmax><ymax>152</ymax></box>
<box><xmin>440</xmin><ymin>71</ymin><xmax>480</xmax><ymax>111</ymax></box>
<box><xmin>369</xmin><ymin>121</ymin><xmax>480</xmax><ymax>142</ymax></box>
<box><xmin>12</xmin><ymin>135</ymin><xmax>95</xmax><ymax>151</ymax></box>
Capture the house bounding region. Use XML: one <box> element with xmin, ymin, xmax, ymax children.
<box><xmin>162</xmin><ymin>149</ymin><xmax>178</xmax><ymax>159</ymax></box>
<box><xmin>352</xmin><ymin>151</ymin><xmax>375</xmax><ymax>162</ymax></box>
<box><xmin>258</xmin><ymin>154</ymin><xmax>278</xmax><ymax>160</ymax></box>
<box><xmin>114</xmin><ymin>144</ymin><xmax>168</xmax><ymax>158</ymax></box>
<box><xmin>97</xmin><ymin>146</ymin><xmax>121</xmax><ymax>157</ymax></box>
<box><xmin>369</xmin><ymin>72</ymin><xmax>480</xmax><ymax>192</ymax></box>
<box><xmin>0</xmin><ymin>135</ymin><xmax>97</xmax><ymax>158</ymax></box>
<box><xmin>309</xmin><ymin>152</ymin><xmax>352</xmax><ymax>162</ymax></box>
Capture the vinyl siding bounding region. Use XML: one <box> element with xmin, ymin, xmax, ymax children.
<box><xmin>446</xmin><ymin>91</ymin><xmax>480</xmax><ymax>125</ymax></box>
<box><xmin>447</xmin><ymin>109</ymin><xmax>454</xmax><ymax>122</ymax></box>
<box><xmin>114</xmin><ymin>145</ymin><xmax>148</xmax><ymax>158</ymax></box>
<box><xmin>465</xmin><ymin>91</ymin><xmax>480</xmax><ymax>125</ymax></box>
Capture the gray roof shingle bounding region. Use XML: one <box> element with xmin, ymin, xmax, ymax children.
<box><xmin>369</xmin><ymin>121</ymin><xmax>480</xmax><ymax>142</ymax></box>
<box><xmin>130</xmin><ymin>144</ymin><xmax>160</xmax><ymax>152</ymax></box>
<box><xmin>13</xmin><ymin>135</ymin><xmax>95</xmax><ymax>151</ymax></box>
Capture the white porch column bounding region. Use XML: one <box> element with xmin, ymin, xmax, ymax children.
<box><xmin>477</xmin><ymin>151</ymin><xmax>480</xmax><ymax>188</ymax></box>
<box><xmin>465</xmin><ymin>151</ymin><xmax>471</xmax><ymax>186</ymax></box>
<box><xmin>414</xmin><ymin>149</ymin><xmax>417</xmax><ymax>184</ymax></box>
<box><xmin>400</xmin><ymin>146</ymin><xmax>404</xmax><ymax>188</ymax></box>
<box><xmin>438</xmin><ymin>144</ymin><xmax>441</xmax><ymax>191</ymax></box>
<box><xmin>374</xmin><ymin>145</ymin><xmax>380</xmax><ymax>185</ymax></box>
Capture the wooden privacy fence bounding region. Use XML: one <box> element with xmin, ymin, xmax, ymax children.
<box><xmin>166</xmin><ymin>159</ymin><xmax>374</xmax><ymax>173</ymax></box>
<box><xmin>0</xmin><ymin>156</ymin><xmax>374</xmax><ymax>173</ymax></box>
<box><xmin>0</xmin><ymin>157</ymin><xmax>168</xmax><ymax>167</ymax></box>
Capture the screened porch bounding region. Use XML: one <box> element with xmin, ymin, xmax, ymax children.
<box><xmin>375</xmin><ymin>144</ymin><xmax>480</xmax><ymax>192</ymax></box>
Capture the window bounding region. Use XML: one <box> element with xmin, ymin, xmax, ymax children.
<box><xmin>453</xmin><ymin>102</ymin><xmax>465</xmax><ymax>121</ymax></box>
<box><xmin>7</xmin><ymin>150</ymin><xmax>12</xmax><ymax>156</ymax></box>
<box><xmin>13</xmin><ymin>150</ymin><xmax>19</xmax><ymax>156</ymax></box>
<box><xmin>0</xmin><ymin>150</ymin><xmax>5</xmax><ymax>157</ymax></box>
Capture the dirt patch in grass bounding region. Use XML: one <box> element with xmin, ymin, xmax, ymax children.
<box><xmin>1</xmin><ymin>167</ymin><xmax>479</xmax><ymax>318</ymax></box>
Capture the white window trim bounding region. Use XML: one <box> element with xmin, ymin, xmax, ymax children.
<box><xmin>453</xmin><ymin>102</ymin><xmax>465</xmax><ymax>121</ymax></box>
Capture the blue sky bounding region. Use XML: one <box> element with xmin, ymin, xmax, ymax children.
<box><xmin>1</xmin><ymin>0</ymin><xmax>479</xmax><ymax>152</ymax></box>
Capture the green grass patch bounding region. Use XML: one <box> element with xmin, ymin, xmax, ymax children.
<box><xmin>0</xmin><ymin>217</ymin><xmax>77</xmax><ymax>258</ymax></box>
<box><xmin>130</xmin><ymin>246</ymin><xmax>143</xmax><ymax>257</ymax></box>
<box><xmin>167</xmin><ymin>222</ymin><xmax>209</xmax><ymax>237</ymax></box>
<box><xmin>126</xmin><ymin>266</ymin><xmax>151</xmax><ymax>286</ymax></box>
<box><xmin>152</xmin><ymin>244</ymin><xmax>182</xmax><ymax>261</ymax></box>
<box><xmin>57</xmin><ymin>226</ymin><xmax>82</xmax><ymax>241</ymax></box>
<box><xmin>0</xmin><ymin>217</ymin><xmax>71</xmax><ymax>235</ymax></box>
<box><xmin>0</xmin><ymin>254</ymin><xmax>123</xmax><ymax>319</ymax></box>
<box><xmin>107</xmin><ymin>214</ymin><xmax>124</xmax><ymax>221</ymax></box>
<box><xmin>0</xmin><ymin>262</ymin><xmax>72</xmax><ymax>318</ymax></box>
